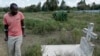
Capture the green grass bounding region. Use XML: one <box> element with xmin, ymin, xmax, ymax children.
<box><xmin>25</xmin><ymin>19</ymin><xmax>60</xmax><ymax>34</ymax></box>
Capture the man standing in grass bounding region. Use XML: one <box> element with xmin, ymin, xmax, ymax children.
<box><xmin>3</xmin><ymin>3</ymin><xmax>25</xmax><ymax>56</ymax></box>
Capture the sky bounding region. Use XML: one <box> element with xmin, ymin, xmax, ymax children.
<box><xmin>0</xmin><ymin>0</ymin><xmax>100</xmax><ymax>7</ymax></box>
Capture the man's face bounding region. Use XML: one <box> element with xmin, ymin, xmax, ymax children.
<box><xmin>10</xmin><ymin>5</ymin><xmax>18</xmax><ymax>16</ymax></box>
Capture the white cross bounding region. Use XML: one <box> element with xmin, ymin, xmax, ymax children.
<box><xmin>83</xmin><ymin>23</ymin><xmax>97</xmax><ymax>41</ymax></box>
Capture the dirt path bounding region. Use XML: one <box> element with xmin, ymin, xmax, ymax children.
<box><xmin>0</xmin><ymin>33</ymin><xmax>7</xmax><ymax>56</ymax></box>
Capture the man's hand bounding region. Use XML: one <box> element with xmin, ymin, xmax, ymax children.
<box><xmin>4</xmin><ymin>25</ymin><xmax>8</xmax><ymax>41</ymax></box>
<box><xmin>4</xmin><ymin>37</ymin><xmax>8</xmax><ymax>41</ymax></box>
<box><xmin>23</xmin><ymin>34</ymin><xmax>26</xmax><ymax>37</ymax></box>
<box><xmin>21</xmin><ymin>20</ymin><xmax>25</xmax><ymax>38</ymax></box>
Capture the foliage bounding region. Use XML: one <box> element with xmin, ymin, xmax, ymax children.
<box><xmin>90</xmin><ymin>3</ymin><xmax>100</xmax><ymax>10</ymax></box>
<box><xmin>42</xmin><ymin>0</ymin><xmax>59</xmax><ymax>11</ymax></box>
<box><xmin>0</xmin><ymin>0</ymin><xmax>100</xmax><ymax>12</ymax></box>
<box><xmin>25</xmin><ymin>19</ymin><xmax>59</xmax><ymax>34</ymax></box>
<box><xmin>77</xmin><ymin>0</ymin><xmax>89</xmax><ymax>10</ymax></box>
<box><xmin>49</xmin><ymin>0</ymin><xmax>59</xmax><ymax>11</ymax></box>
<box><xmin>24</xmin><ymin>2</ymin><xmax>42</xmax><ymax>12</ymax></box>
<box><xmin>0</xmin><ymin>8</ymin><xmax>3</xmax><ymax>12</ymax></box>
<box><xmin>0</xmin><ymin>7</ymin><xmax>10</xmax><ymax>12</ymax></box>
<box><xmin>77</xmin><ymin>0</ymin><xmax>100</xmax><ymax>10</ymax></box>
<box><xmin>42</xmin><ymin>0</ymin><xmax>50</xmax><ymax>11</ymax></box>
<box><xmin>59</xmin><ymin>0</ymin><xmax>67</xmax><ymax>10</ymax></box>
<box><xmin>25</xmin><ymin>5</ymin><xmax>37</xmax><ymax>12</ymax></box>
<box><xmin>36</xmin><ymin>2</ymin><xmax>41</xmax><ymax>11</ymax></box>
<box><xmin>53</xmin><ymin>11</ymin><xmax>68</xmax><ymax>21</ymax></box>
<box><xmin>3</xmin><ymin>7</ymin><xmax>10</xmax><ymax>12</ymax></box>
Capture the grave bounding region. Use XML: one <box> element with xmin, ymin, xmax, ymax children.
<box><xmin>42</xmin><ymin>23</ymin><xmax>97</xmax><ymax>56</ymax></box>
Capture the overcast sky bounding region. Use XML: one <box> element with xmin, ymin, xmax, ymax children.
<box><xmin>0</xmin><ymin>0</ymin><xmax>100</xmax><ymax>7</ymax></box>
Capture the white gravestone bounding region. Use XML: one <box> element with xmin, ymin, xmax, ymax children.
<box><xmin>42</xmin><ymin>23</ymin><xmax>97</xmax><ymax>56</ymax></box>
<box><xmin>80</xmin><ymin>23</ymin><xmax>97</xmax><ymax>56</ymax></box>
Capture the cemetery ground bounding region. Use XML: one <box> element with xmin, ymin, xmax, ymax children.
<box><xmin>0</xmin><ymin>12</ymin><xmax>100</xmax><ymax>56</ymax></box>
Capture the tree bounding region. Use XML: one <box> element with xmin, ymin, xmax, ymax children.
<box><xmin>42</xmin><ymin>0</ymin><xmax>59</xmax><ymax>11</ymax></box>
<box><xmin>42</xmin><ymin>0</ymin><xmax>50</xmax><ymax>11</ymax></box>
<box><xmin>60</xmin><ymin>0</ymin><xmax>66</xmax><ymax>10</ymax></box>
<box><xmin>25</xmin><ymin>5</ymin><xmax>37</xmax><ymax>12</ymax></box>
<box><xmin>49</xmin><ymin>0</ymin><xmax>59</xmax><ymax>11</ymax></box>
<box><xmin>91</xmin><ymin>2</ymin><xmax>100</xmax><ymax>10</ymax></box>
<box><xmin>36</xmin><ymin>2</ymin><xmax>41</xmax><ymax>11</ymax></box>
<box><xmin>77</xmin><ymin>0</ymin><xmax>87</xmax><ymax>10</ymax></box>
<box><xmin>0</xmin><ymin>7</ymin><xmax>3</xmax><ymax>12</ymax></box>
<box><xmin>3</xmin><ymin>7</ymin><xmax>9</xmax><ymax>12</ymax></box>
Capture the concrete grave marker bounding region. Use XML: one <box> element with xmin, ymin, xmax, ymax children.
<box><xmin>80</xmin><ymin>23</ymin><xmax>97</xmax><ymax>56</ymax></box>
<box><xmin>83</xmin><ymin>23</ymin><xmax>97</xmax><ymax>41</ymax></box>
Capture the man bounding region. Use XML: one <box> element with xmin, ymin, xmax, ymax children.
<box><xmin>3</xmin><ymin>3</ymin><xmax>25</xmax><ymax>56</ymax></box>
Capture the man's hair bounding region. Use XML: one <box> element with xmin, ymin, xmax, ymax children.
<box><xmin>10</xmin><ymin>3</ymin><xmax>18</xmax><ymax>9</ymax></box>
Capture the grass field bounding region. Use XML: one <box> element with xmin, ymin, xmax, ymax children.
<box><xmin>0</xmin><ymin>12</ymin><xmax>100</xmax><ymax>56</ymax></box>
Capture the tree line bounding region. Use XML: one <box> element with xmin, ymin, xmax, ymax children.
<box><xmin>0</xmin><ymin>0</ymin><xmax>100</xmax><ymax>12</ymax></box>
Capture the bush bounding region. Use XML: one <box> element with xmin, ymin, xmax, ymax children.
<box><xmin>23</xmin><ymin>44</ymin><xmax>42</xmax><ymax>56</ymax></box>
<box><xmin>53</xmin><ymin>11</ymin><xmax>68</xmax><ymax>21</ymax></box>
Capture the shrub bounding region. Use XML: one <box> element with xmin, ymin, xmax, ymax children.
<box><xmin>53</xmin><ymin>11</ymin><xmax>68</xmax><ymax>21</ymax></box>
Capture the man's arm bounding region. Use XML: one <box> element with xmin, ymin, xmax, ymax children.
<box><xmin>21</xmin><ymin>19</ymin><xmax>25</xmax><ymax>37</ymax></box>
<box><xmin>4</xmin><ymin>25</ymin><xmax>8</xmax><ymax>41</ymax></box>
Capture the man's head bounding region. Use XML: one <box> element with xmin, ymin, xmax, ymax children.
<box><xmin>10</xmin><ymin>3</ymin><xmax>18</xmax><ymax>16</ymax></box>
